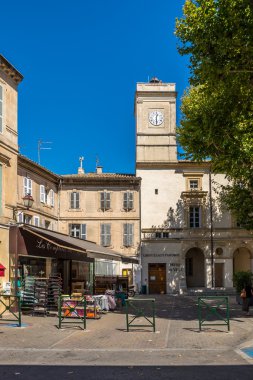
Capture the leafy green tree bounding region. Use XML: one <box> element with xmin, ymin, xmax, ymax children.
<box><xmin>175</xmin><ymin>0</ymin><xmax>253</xmax><ymax>228</ymax></box>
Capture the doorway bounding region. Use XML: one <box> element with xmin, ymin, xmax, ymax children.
<box><xmin>185</xmin><ymin>248</ymin><xmax>205</xmax><ymax>288</ymax></box>
<box><xmin>215</xmin><ymin>263</ymin><xmax>224</xmax><ymax>287</ymax></box>
<box><xmin>148</xmin><ymin>263</ymin><xmax>166</xmax><ymax>294</ymax></box>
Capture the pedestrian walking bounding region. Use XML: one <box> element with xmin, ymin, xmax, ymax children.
<box><xmin>241</xmin><ymin>282</ymin><xmax>253</xmax><ymax>316</ymax></box>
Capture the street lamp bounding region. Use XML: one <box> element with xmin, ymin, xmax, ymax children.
<box><xmin>13</xmin><ymin>193</ymin><xmax>34</xmax><ymax>221</ymax></box>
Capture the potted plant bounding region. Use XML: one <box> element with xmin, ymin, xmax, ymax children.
<box><xmin>233</xmin><ymin>271</ymin><xmax>253</xmax><ymax>305</ymax></box>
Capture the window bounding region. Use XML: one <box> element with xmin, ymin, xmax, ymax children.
<box><xmin>40</xmin><ymin>185</ymin><xmax>46</xmax><ymax>203</ymax></box>
<box><xmin>189</xmin><ymin>180</ymin><xmax>199</xmax><ymax>189</ymax></box>
<box><xmin>101</xmin><ymin>223</ymin><xmax>111</xmax><ymax>246</ymax></box>
<box><xmin>155</xmin><ymin>232</ymin><xmax>169</xmax><ymax>238</ymax></box>
<box><xmin>123</xmin><ymin>192</ymin><xmax>133</xmax><ymax>210</ymax></box>
<box><xmin>0</xmin><ymin>85</ymin><xmax>2</xmax><ymax>133</ymax></box>
<box><xmin>123</xmin><ymin>223</ymin><xmax>134</xmax><ymax>247</ymax></box>
<box><xmin>189</xmin><ymin>206</ymin><xmax>200</xmax><ymax>228</ymax></box>
<box><xmin>24</xmin><ymin>214</ymin><xmax>32</xmax><ymax>224</ymax></box>
<box><xmin>48</xmin><ymin>189</ymin><xmax>54</xmax><ymax>207</ymax></box>
<box><xmin>70</xmin><ymin>192</ymin><xmax>80</xmax><ymax>209</ymax></box>
<box><xmin>45</xmin><ymin>221</ymin><xmax>50</xmax><ymax>229</ymax></box>
<box><xmin>69</xmin><ymin>224</ymin><xmax>86</xmax><ymax>240</ymax></box>
<box><xmin>23</xmin><ymin>177</ymin><xmax>32</xmax><ymax>196</ymax></box>
<box><xmin>33</xmin><ymin>216</ymin><xmax>40</xmax><ymax>226</ymax></box>
<box><xmin>100</xmin><ymin>191</ymin><xmax>111</xmax><ymax>211</ymax></box>
<box><xmin>155</xmin><ymin>189</ymin><xmax>158</xmax><ymax>195</ymax></box>
<box><xmin>17</xmin><ymin>212</ymin><xmax>23</xmax><ymax>223</ymax></box>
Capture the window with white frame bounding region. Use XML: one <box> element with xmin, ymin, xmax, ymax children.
<box><xmin>17</xmin><ymin>212</ymin><xmax>23</xmax><ymax>223</ymax></box>
<box><xmin>23</xmin><ymin>177</ymin><xmax>32</xmax><ymax>196</ymax></box>
<box><xmin>69</xmin><ymin>224</ymin><xmax>86</xmax><ymax>239</ymax></box>
<box><xmin>40</xmin><ymin>185</ymin><xmax>46</xmax><ymax>203</ymax></box>
<box><xmin>123</xmin><ymin>223</ymin><xmax>134</xmax><ymax>247</ymax></box>
<box><xmin>48</xmin><ymin>189</ymin><xmax>54</xmax><ymax>207</ymax></box>
<box><xmin>0</xmin><ymin>85</ymin><xmax>3</xmax><ymax>133</ymax></box>
<box><xmin>189</xmin><ymin>179</ymin><xmax>199</xmax><ymax>189</ymax></box>
<box><xmin>123</xmin><ymin>192</ymin><xmax>134</xmax><ymax>210</ymax></box>
<box><xmin>189</xmin><ymin>206</ymin><xmax>201</xmax><ymax>228</ymax></box>
<box><xmin>100</xmin><ymin>191</ymin><xmax>111</xmax><ymax>211</ymax></box>
<box><xmin>100</xmin><ymin>223</ymin><xmax>111</xmax><ymax>246</ymax></box>
<box><xmin>33</xmin><ymin>216</ymin><xmax>40</xmax><ymax>226</ymax></box>
<box><xmin>70</xmin><ymin>192</ymin><xmax>80</xmax><ymax>209</ymax></box>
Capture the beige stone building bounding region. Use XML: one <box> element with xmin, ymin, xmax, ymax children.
<box><xmin>0</xmin><ymin>55</ymin><xmax>140</xmax><ymax>297</ymax></box>
<box><xmin>1</xmin><ymin>54</ymin><xmax>252</xmax><ymax>298</ymax></box>
<box><xmin>12</xmin><ymin>155</ymin><xmax>141</xmax><ymax>294</ymax></box>
<box><xmin>135</xmin><ymin>78</ymin><xmax>253</xmax><ymax>294</ymax></box>
<box><xmin>0</xmin><ymin>55</ymin><xmax>23</xmax><ymax>298</ymax></box>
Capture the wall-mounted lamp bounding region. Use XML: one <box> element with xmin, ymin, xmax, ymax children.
<box><xmin>13</xmin><ymin>193</ymin><xmax>34</xmax><ymax>220</ymax></box>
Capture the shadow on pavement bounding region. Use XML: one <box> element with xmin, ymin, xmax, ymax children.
<box><xmin>0</xmin><ymin>365</ymin><xmax>252</xmax><ymax>380</ymax></box>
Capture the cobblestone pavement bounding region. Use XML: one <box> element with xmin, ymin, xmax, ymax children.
<box><xmin>0</xmin><ymin>295</ymin><xmax>253</xmax><ymax>366</ymax></box>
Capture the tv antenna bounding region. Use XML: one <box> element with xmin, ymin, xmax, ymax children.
<box><xmin>38</xmin><ymin>139</ymin><xmax>52</xmax><ymax>165</ymax></box>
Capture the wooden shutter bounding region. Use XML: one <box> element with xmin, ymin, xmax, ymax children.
<box><xmin>75</xmin><ymin>192</ymin><xmax>80</xmax><ymax>209</ymax></box>
<box><xmin>70</xmin><ymin>192</ymin><xmax>79</xmax><ymax>209</ymax></box>
<box><xmin>101</xmin><ymin>223</ymin><xmax>111</xmax><ymax>246</ymax></box>
<box><xmin>128</xmin><ymin>192</ymin><xmax>133</xmax><ymax>209</ymax></box>
<box><xmin>123</xmin><ymin>192</ymin><xmax>133</xmax><ymax>210</ymax></box>
<box><xmin>49</xmin><ymin>189</ymin><xmax>54</xmax><ymax>207</ymax></box>
<box><xmin>70</xmin><ymin>192</ymin><xmax>74</xmax><ymax>208</ymax></box>
<box><xmin>106</xmin><ymin>192</ymin><xmax>110</xmax><ymax>210</ymax></box>
<box><xmin>100</xmin><ymin>192</ymin><xmax>105</xmax><ymax>210</ymax></box>
<box><xmin>40</xmin><ymin>185</ymin><xmax>45</xmax><ymax>203</ymax></box>
<box><xmin>123</xmin><ymin>223</ymin><xmax>134</xmax><ymax>246</ymax></box>
<box><xmin>123</xmin><ymin>192</ymin><xmax>128</xmax><ymax>209</ymax></box>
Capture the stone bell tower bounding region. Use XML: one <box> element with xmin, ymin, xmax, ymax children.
<box><xmin>135</xmin><ymin>77</ymin><xmax>177</xmax><ymax>169</ymax></box>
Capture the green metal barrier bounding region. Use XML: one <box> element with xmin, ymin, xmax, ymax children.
<box><xmin>0</xmin><ymin>294</ymin><xmax>21</xmax><ymax>327</ymax></box>
<box><xmin>58</xmin><ymin>295</ymin><xmax>86</xmax><ymax>330</ymax></box>
<box><xmin>125</xmin><ymin>298</ymin><xmax>156</xmax><ymax>332</ymax></box>
<box><xmin>198</xmin><ymin>296</ymin><xmax>230</xmax><ymax>331</ymax></box>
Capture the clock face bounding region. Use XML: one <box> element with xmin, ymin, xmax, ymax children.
<box><xmin>149</xmin><ymin>111</ymin><xmax>164</xmax><ymax>126</ymax></box>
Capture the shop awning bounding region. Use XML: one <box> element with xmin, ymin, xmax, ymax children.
<box><xmin>18</xmin><ymin>225</ymin><xmax>138</xmax><ymax>263</ymax></box>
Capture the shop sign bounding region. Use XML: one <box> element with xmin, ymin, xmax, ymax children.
<box><xmin>168</xmin><ymin>263</ymin><xmax>183</xmax><ymax>273</ymax></box>
<box><xmin>142</xmin><ymin>253</ymin><xmax>179</xmax><ymax>258</ymax></box>
<box><xmin>36</xmin><ymin>238</ymin><xmax>72</xmax><ymax>255</ymax></box>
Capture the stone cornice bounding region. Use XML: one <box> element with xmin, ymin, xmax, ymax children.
<box><xmin>0</xmin><ymin>55</ymin><xmax>23</xmax><ymax>84</ymax></box>
<box><xmin>18</xmin><ymin>155</ymin><xmax>60</xmax><ymax>182</ymax></box>
<box><xmin>61</xmin><ymin>175</ymin><xmax>141</xmax><ymax>188</ymax></box>
<box><xmin>136</xmin><ymin>161</ymin><xmax>211</xmax><ymax>170</ymax></box>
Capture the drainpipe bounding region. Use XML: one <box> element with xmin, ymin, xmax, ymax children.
<box><xmin>57</xmin><ymin>178</ymin><xmax>62</xmax><ymax>231</ymax></box>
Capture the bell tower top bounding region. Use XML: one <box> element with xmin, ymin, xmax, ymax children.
<box><xmin>135</xmin><ymin>79</ymin><xmax>177</xmax><ymax>169</ymax></box>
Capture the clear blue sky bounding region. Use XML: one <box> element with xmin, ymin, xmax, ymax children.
<box><xmin>2</xmin><ymin>0</ymin><xmax>189</xmax><ymax>175</ymax></box>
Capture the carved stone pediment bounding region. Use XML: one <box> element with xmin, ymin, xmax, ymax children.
<box><xmin>181</xmin><ymin>190</ymin><xmax>208</xmax><ymax>206</ymax></box>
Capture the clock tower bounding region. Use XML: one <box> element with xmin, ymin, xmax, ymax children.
<box><xmin>135</xmin><ymin>77</ymin><xmax>177</xmax><ymax>169</ymax></box>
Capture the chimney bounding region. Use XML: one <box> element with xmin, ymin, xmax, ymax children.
<box><xmin>78</xmin><ymin>156</ymin><xmax>84</xmax><ymax>174</ymax></box>
<box><xmin>96</xmin><ymin>166</ymin><xmax>103</xmax><ymax>174</ymax></box>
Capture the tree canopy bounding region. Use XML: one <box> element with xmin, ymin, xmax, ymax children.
<box><xmin>175</xmin><ymin>0</ymin><xmax>253</xmax><ymax>228</ymax></box>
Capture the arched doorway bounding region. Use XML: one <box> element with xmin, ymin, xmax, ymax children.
<box><xmin>233</xmin><ymin>247</ymin><xmax>251</xmax><ymax>273</ymax></box>
<box><xmin>185</xmin><ymin>247</ymin><xmax>205</xmax><ymax>288</ymax></box>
